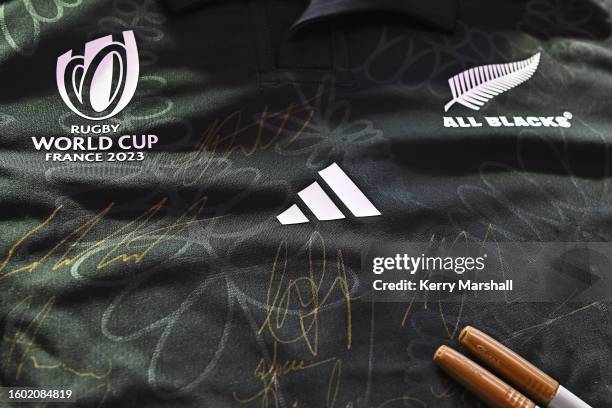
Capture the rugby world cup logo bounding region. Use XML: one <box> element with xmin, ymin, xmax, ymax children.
<box><xmin>56</xmin><ymin>30</ymin><xmax>139</xmax><ymax>120</ymax></box>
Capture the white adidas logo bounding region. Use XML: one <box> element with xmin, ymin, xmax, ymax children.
<box><xmin>277</xmin><ymin>163</ymin><xmax>381</xmax><ymax>225</ymax></box>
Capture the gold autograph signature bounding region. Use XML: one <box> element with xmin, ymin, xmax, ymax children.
<box><xmin>233</xmin><ymin>340</ymin><xmax>338</xmax><ymax>408</ymax></box>
<box><xmin>2</xmin><ymin>295</ymin><xmax>113</xmax><ymax>407</ymax></box>
<box><xmin>235</xmin><ymin>233</ymin><xmax>358</xmax><ymax>408</ymax></box>
<box><xmin>257</xmin><ymin>234</ymin><xmax>353</xmax><ymax>356</ymax></box>
<box><xmin>0</xmin><ymin>197</ymin><xmax>208</xmax><ymax>283</ymax></box>
<box><xmin>173</xmin><ymin>99</ymin><xmax>315</xmax><ymax>178</ymax></box>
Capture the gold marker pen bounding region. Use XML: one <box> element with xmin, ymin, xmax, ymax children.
<box><xmin>460</xmin><ymin>326</ymin><xmax>592</xmax><ymax>408</ymax></box>
<box><xmin>434</xmin><ymin>345</ymin><xmax>539</xmax><ymax>408</ymax></box>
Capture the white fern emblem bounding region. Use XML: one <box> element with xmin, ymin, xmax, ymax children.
<box><xmin>444</xmin><ymin>53</ymin><xmax>541</xmax><ymax>112</ymax></box>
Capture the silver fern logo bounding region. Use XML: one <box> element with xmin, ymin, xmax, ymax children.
<box><xmin>444</xmin><ymin>53</ymin><xmax>541</xmax><ymax>112</ymax></box>
<box><xmin>443</xmin><ymin>52</ymin><xmax>573</xmax><ymax>129</ymax></box>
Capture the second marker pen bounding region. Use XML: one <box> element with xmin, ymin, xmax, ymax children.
<box><xmin>460</xmin><ymin>326</ymin><xmax>592</xmax><ymax>408</ymax></box>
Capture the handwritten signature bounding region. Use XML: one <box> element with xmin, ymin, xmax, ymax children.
<box><xmin>0</xmin><ymin>197</ymin><xmax>208</xmax><ymax>283</ymax></box>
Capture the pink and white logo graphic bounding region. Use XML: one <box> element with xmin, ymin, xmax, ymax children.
<box><xmin>56</xmin><ymin>30</ymin><xmax>139</xmax><ymax>120</ymax></box>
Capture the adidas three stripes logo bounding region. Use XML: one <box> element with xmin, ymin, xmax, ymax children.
<box><xmin>277</xmin><ymin>163</ymin><xmax>381</xmax><ymax>225</ymax></box>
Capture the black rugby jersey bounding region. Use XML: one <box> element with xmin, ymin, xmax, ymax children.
<box><xmin>0</xmin><ymin>0</ymin><xmax>611</xmax><ymax>406</ymax></box>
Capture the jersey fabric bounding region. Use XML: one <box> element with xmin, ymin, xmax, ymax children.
<box><xmin>0</xmin><ymin>0</ymin><xmax>611</xmax><ymax>406</ymax></box>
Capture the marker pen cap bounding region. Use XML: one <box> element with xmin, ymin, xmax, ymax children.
<box><xmin>459</xmin><ymin>326</ymin><xmax>559</xmax><ymax>405</ymax></box>
<box><xmin>548</xmin><ymin>386</ymin><xmax>592</xmax><ymax>408</ymax></box>
<box><xmin>434</xmin><ymin>345</ymin><xmax>538</xmax><ymax>408</ymax></box>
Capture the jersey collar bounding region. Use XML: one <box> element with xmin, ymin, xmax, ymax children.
<box><xmin>292</xmin><ymin>0</ymin><xmax>459</xmax><ymax>32</ymax></box>
<box><xmin>164</xmin><ymin>0</ymin><xmax>459</xmax><ymax>32</ymax></box>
